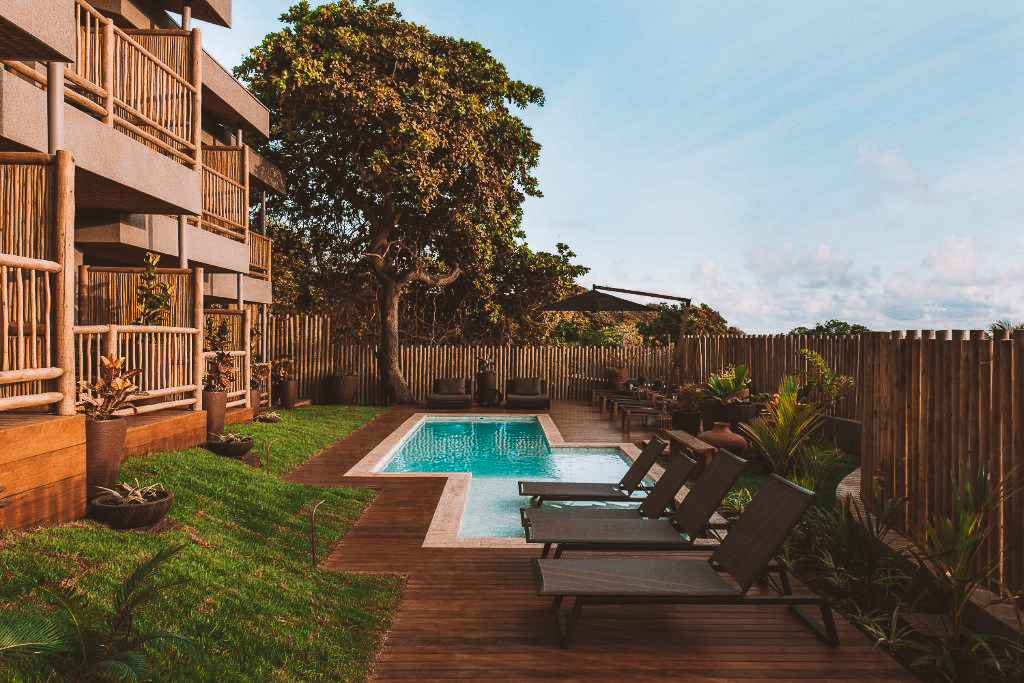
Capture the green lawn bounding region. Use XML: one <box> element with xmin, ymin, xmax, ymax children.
<box><xmin>0</xmin><ymin>405</ymin><xmax>400</xmax><ymax>682</ymax></box>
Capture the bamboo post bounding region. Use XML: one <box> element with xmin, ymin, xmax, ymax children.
<box><xmin>102</xmin><ymin>19</ymin><xmax>114</xmax><ymax>125</ymax></box>
<box><xmin>243</xmin><ymin>308</ymin><xmax>251</xmax><ymax>408</ymax></box>
<box><xmin>77</xmin><ymin>264</ymin><xmax>89</xmax><ymax>325</ymax></box>
<box><xmin>190</xmin><ymin>28</ymin><xmax>202</xmax><ymax>170</ymax></box>
<box><xmin>192</xmin><ymin>267</ymin><xmax>204</xmax><ymax>409</ymax></box>
<box><xmin>55</xmin><ymin>151</ymin><xmax>76</xmax><ymax>415</ymax></box>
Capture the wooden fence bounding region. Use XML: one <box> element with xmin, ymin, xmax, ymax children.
<box><xmin>857</xmin><ymin>330</ymin><xmax>1024</xmax><ymax>594</ymax></box>
<box><xmin>676</xmin><ymin>333</ymin><xmax>863</xmax><ymax>419</ymax></box>
<box><xmin>0</xmin><ymin>152</ymin><xmax>76</xmax><ymax>415</ymax></box>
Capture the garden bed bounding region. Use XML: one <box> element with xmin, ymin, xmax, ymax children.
<box><xmin>0</xmin><ymin>405</ymin><xmax>397</xmax><ymax>682</ymax></box>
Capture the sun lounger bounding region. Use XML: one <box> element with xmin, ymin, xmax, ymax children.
<box><xmin>522</xmin><ymin>449</ymin><xmax>746</xmax><ymax>558</ymax></box>
<box><xmin>532</xmin><ymin>474</ymin><xmax>839</xmax><ymax>648</ymax></box>
<box><xmin>518</xmin><ymin>435</ymin><xmax>667</xmax><ymax>507</ymax></box>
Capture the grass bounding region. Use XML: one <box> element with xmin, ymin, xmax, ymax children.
<box><xmin>0</xmin><ymin>405</ymin><xmax>401</xmax><ymax>682</ymax></box>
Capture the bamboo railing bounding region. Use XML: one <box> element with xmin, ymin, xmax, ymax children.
<box><xmin>1</xmin><ymin>0</ymin><xmax>201</xmax><ymax>169</ymax></box>
<box><xmin>197</xmin><ymin>145</ymin><xmax>247</xmax><ymax>241</ymax></box>
<box><xmin>203</xmin><ymin>309</ymin><xmax>251</xmax><ymax>408</ymax></box>
<box><xmin>249</xmin><ymin>232</ymin><xmax>271</xmax><ymax>279</ymax></box>
<box><xmin>0</xmin><ymin>152</ymin><xmax>76</xmax><ymax>415</ymax></box>
<box><xmin>78</xmin><ymin>266</ymin><xmax>198</xmax><ymax>327</ymax></box>
<box><xmin>74</xmin><ymin>324</ymin><xmax>201</xmax><ymax>414</ymax></box>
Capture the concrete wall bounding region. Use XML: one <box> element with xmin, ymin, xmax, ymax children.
<box><xmin>207</xmin><ymin>271</ymin><xmax>272</xmax><ymax>304</ymax></box>
<box><xmin>0</xmin><ymin>0</ymin><xmax>76</xmax><ymax>62</ymax></box>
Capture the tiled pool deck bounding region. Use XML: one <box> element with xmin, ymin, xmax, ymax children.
<box><xmin>285</xmin><ymin>401</ymin><xmax>914</xmax><ymax>681</ymax></box>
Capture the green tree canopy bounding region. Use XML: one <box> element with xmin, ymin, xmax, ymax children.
<box><xmin>636</xmin><ymin>303</ymin><xmax>742</xmax><ymax>344</ymax></box>
<box><xmin>788</xmin><ymin>320</ymin><xmax>870</xmax><ymax>336</ymax></box>
<box><xmin>238</xmin><ymin>1</ymin><xmax>547</xmax><ymax>401</ymax></box>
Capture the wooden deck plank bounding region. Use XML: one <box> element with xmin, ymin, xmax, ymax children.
<box><xmin>285</xmin><ymin>401</ymin><xmax>914</xmax><ymax>682</ymax></box>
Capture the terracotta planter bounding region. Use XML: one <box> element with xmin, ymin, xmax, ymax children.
<box><xmin>85</xmin><ymin>417</ymin><xmax>128</xmax><ymax>503</ymax></box>
<box><xmin>203</xmin><ymin>390</ymin><xmax>227</xmax><ymax>439</ymax></box>
<box><xmin>699</xmin><ymin>422</ymin><xmax>748</xmax><ymax>455</ymax></box>
<box><xmin>90</xmin><ymin>490</ymin><xmax>174</xmax><ymax>530</ymax></box>
<box><xmin>203</xmin><ymin>436</ymin><xmax>254</xmax><ymax>458</ymax></box>
<box><xmin>277</xmin><ymin>379</ymin><xmax>297</xmax><ymax>410</ymax></box>
<box><xmin>250</xmin><ymin>389</ymin><xmax>262</xmax><ymax>417</ymax></box>
<box><xmin>671</xmin><ymin>410</ymin><xmax>702</xmax><ymax>437</ymax></box>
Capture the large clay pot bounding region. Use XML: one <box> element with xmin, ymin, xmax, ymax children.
<box><xmin>85</xmin><ymin>417</ymin><xmax>128</xmax><ymax>503</ymax></box>
<box><xmin>698</xmin><ymin>421</ymin><xmax>748</xmax><ymax>455</ymax></box>
<box><xmin>203</xmin><ymin>390</ymin><xmax>227</xmax><ymax>439</ymax></box>
<box><xmin>278</xmin><ymin>379</ymin><xmax>297</xmax><ymax>410</ymax></box>
<box><xmin>671</xmin><ymin>410</ymin><xmax>702</xmax><ymax>437</ymax></box>
<box><xmin>337</xmin><ymin>375</ymin><xmax>358</xmax><ymax>404</ymax></box>
<box><xmin>250</xmin><ymin>389</ymin><xmax>262</xmax><ymax>417</ymax></box>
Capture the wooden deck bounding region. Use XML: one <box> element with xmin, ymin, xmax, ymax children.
<box><xmin>285</xmin><ymin>402</ymin><xmax>914</xmax><ymax>682</ymax></box>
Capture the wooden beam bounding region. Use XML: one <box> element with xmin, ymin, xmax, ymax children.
<box><xmin>55</xmin><ymin>150</ymin><xmax>76</xmax><ymax>415</ymax></box>
<box><xmin>593</xmin><ymin>284</ymin><xmax>690</xmax><ymax>304</ymax></box>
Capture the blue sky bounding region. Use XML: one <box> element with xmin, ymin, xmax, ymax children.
<box><xmin>201</xmin><ymin>1</ymin><xmax>1024</xmax><ymax>333</ymax></box>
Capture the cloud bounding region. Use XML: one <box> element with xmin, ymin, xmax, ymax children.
<box><xmin>856</xmin><ymin>142</ymin><xmax>929</xmax><ymax>197</ymax></box>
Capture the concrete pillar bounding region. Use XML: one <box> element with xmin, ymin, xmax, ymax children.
<box><xmin>46</xmin><ymin>62</ymin><xmax>64</xmax><ymax>153</ymax></box>
<box><xmin>182</xmin><ymin>4</ymin><xmax>191</xmax><ymax>30</ymax></box>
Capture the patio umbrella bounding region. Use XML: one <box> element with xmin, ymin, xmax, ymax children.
<box><xmin>540</xmin><ymin>288</ymin><xmax>652</xmax><ymax>313</ymax></box>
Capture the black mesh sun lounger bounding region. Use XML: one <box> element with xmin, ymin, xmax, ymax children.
<box><xmin>518</xmin><ymin>435</ymin><xmax>667</xmax><ymax>507</ymax></box>
<box><xmin>532</xmin><ymin>474</ymin><xmax>839</xmax><ymax>648</ymax></box>
<box><xmin>519</xmin><ymin>452</ymin><xmax>697</xmax><ymax>534</ymax></box>
<box><xmin>523</xmin><ymin>449</ymin><xmax>746</xmax><ymax>558</ymax></box>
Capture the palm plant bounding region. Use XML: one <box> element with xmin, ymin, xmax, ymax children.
<box><xmin>702</xmin><ymin>364</ymin><xmax>751</xmax><ymax>403</ymax></box>
<box><xmin>0</xmin><ymin>543</ymin><xmax>196</xmax><ymax>681</ymax></box>
<box><xmin>739</xmin><ymin>375</ymin><xmax>822</xmax><ymax>477</ymax></box>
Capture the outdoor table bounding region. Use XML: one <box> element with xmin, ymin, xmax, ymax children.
<box><xmin>662</xmin><ymin>429</ymin><xmax>717</xmax><ymax>476</ymax></box>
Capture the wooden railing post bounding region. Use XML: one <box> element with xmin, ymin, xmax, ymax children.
<box><xmin>193</xmin><ymin>267</ymin><xmax>204</xmax><ymax>409</ymax></box>
<box><xmin>106</xmin><ymin>324</ymin><xmax>119</xmax><ymax>360</ymax></box>
<box><xmin>243</xmin><ymin>308</ymin><xmax>251</xmax><ymax>408</ymax></box>
<box><xmin>55</xmin><ymin>151</ymin><xmax>76</xmax><ymax>415</ymax></box>
<box><xmin>190</xmin><ymin>28</ymin><xmax>202</xmax><ymax>170</ymax></box>
<box><xmin>102</xmin><ymin>18</ymin><xmax>114</xmax><ymax>125</ymax></box>
<box><xmin>77</xmin><ymin>264</ymin><xmax>89</xmax><ymax>325</ymax></box>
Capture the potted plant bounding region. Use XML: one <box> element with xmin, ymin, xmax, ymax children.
<box><xmin>77</xmin><ymin>355</ymin><xmax>146</xmax><ymax>503</ymax></box>
<box><xmin>203</xmin><ymin>318</ymin><xmax>237</xmax><ymax>438</ymax></box>
<box><xmin>272</xmin><ymin>356</ymin><xmax>297</xmax><ymax>410</ymax></box>
<box><xmin>698</xmin><ymin>364</ymin><xmax>759</xmax><ymax>434</ymax></box>
<box><xmin>250</xmin><ymin>362</ymin><xmax>271</xmax><ymax>417</ymax></box>
<box><xmin>668</xmin><ymin>383</ymin><xmax>703</xmax><ymax>436</ymax></box>
<box><xmin>603</xmin><ymin>353</ymin><xmax>627</xmax><ymax>388</ymax></box>
<box><xmin>325</xmin><ymin>364</ymin><xmax>358</xmax><ymax>404</ymax></box>
<box><xmin>203</xmin><ymin>431</ymin><xmax>254</xmax><ymax>458</ymax></box>
<box><xmin>90</xmin><ymin>479</ymin><xmax>174</xmax><ymax>529</ymax></box>
<box><xmin>254</xmin><ymin>410</ymin><xmax>282</xmax><ymax>424</ymax></box>
<box><xmin>474</xmin><ymin>356</ymin><xmax>499</xmax><ymax>405</ymax></box>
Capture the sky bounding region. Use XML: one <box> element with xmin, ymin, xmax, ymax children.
<box><xmin>199</xmin><ymin>1</ymin><xmax>1024</xmax><ymax>334</ymax></box>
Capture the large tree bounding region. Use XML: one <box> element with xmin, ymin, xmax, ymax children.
<box><xmin>239</xmin><ymin>1</ymin><xmax>545</xmax><ymax>401</ymax></box>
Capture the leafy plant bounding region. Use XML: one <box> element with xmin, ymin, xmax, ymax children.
<box><xmin>806</xmin><ymin>480</ymin><xmax>909</xmax><ymax>608</ymax></box>
<box><xmin>203</xmin><ymin>318</ymin><xmax>236</xmax><ymax>392</ymax></box>
<box><xmin>907</xmin><ymin>465</ymin><xmax>1021</xmax><ymax>648</ymax></box>
<box><xmin>250</xmin><ymin>362</ymin><xmax>272</xmax><ymax>391</ymax></box>
<box><xmin>271</xmin><ymin>356</ymin><xmax>294</xmax><ymax>383</ymax></box>
<box><xmin>739</xmin><ymin>375</ymin><xmax>822</xmax><ymax>477</ymax></box>
<box><xmin>94</xmin><ymin>480</ymin><xmax>166</xmax><ymax>505</ymax></box>
<box><xmin>702</xmin><ymin>364</ymin><xmax>751</xmax><ymax>403</ymax></box>
<box><xmin>133</xmin><ymin>251</ymin><xmax>174</xmax><ymax>326</ymax></box>
<box><xmin>668</xmin><ymin>383</ymin><xmax>703</xmax><ymax>412</ymax></box>
<box><xmin>76</xmin><ymin>355</ymin><xmax>146</xmax><ymax>421</ymax></box>
<box><xmin>476</xmin><ymin>356</ymin><xmax>495</xmax><ymax>373</ymax></box>
<box><xmin>254</xmin><ymin>411</ymin><xmax>282</xmax><ymax>423</ymax></box>
<box><xmin>792</xmin><ymin>446</ymin><xmax>844</xmax><ymax>494</ymax></box>
<box><xmin>850</xmin><ymin>607</ymin><xmax>920</xmax><ymax>657</ymax></box>
<box><xmin>797</xmin><ymin>349</ymin><xmax>856</xmax><ymax>411</ymax></box>
<box><xmin>0</xmin><ymin>544</ymin><xmax>196</xmax><ymax>681</ymax></box>
<box><xmin>207</xmin><ymin>431</ymin><xmax>252</xmax><ymax>444</ymax></box>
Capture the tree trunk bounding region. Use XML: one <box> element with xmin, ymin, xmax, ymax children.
<box><xmin>378</xmin><ymin>280</ymin><xmax>414</xmax><ymax>403</ymax></box>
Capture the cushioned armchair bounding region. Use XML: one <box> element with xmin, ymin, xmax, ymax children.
<box><xmin>505</xmin><ymin>377</ymin><xmax>550</xmax><ymax>410</ymax></box>
<box><xmin>425</xmin><ymin>377</ymin><xmax>473</xmax><ymax>409</ymax></box>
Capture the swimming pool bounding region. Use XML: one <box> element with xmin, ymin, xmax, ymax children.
<box><xmin>376</xmin><ymin>416</ymin><xmax>635</xmax><ymax>538</ymax></box>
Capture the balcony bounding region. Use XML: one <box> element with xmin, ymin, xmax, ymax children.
<box><xmin>196</xmin><ymin>144</ymin><xmax>246</xmax><ymax>241</ymax></box>
<box><xmin>249</xmin><ymin>232</ymin><xmax>271</xmax><ymax>280</ymax></box>
<box><xmin>1</xmin><ymin>0</ymin><xmax>201</xmax><ymax>170</ymax></box>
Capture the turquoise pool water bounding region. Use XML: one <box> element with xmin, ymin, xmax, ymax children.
<box><xmin>379</xmin><ymin>417</ymin><xmax>634</xmax><ymax>537</ymax></box>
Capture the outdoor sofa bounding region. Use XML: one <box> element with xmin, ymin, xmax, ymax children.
<box><xmin>425</xmin><ymin>377</ymin><xmax>473</xmax><ymax>409</ymax></box>
<box><xmin>505</xmin><ymin>377</ymin><xmax>550</xmax><ymax>409</ymax></box>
